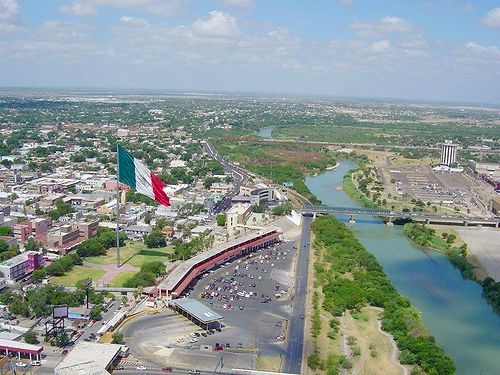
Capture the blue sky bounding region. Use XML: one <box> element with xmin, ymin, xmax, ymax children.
<box><xmin>0</xmin><ymin>0</ymin><xmax>499</xmax><ymax>103</ymax></box>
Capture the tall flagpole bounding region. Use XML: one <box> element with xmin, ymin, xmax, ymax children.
<box><xmin>116</xmin><ymin>144</ymin><xmax>121</xmax><ymax>269</ymax></box>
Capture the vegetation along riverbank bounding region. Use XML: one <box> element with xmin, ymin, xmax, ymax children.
<box><xmin>308</xmin><ymin>216</ymin><xmax>455</xmax><ymax>375</ymax></box>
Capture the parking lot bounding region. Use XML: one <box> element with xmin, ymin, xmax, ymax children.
<box><xmin>120</xmin><ymin>238</ymin><xmax>299</xmax><ymax>372</ymax></box>
<box><xmin>184</xmin><ymin>240</ymin><xmax>297</xmax><ymax>358</ymax></box>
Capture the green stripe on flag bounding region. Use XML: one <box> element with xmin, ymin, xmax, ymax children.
<box><xmin>118</xmin><ymin>145</ymin><xmax>136</xmax><ymax>189</ymax></box>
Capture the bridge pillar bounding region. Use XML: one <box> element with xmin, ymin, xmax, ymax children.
<box><xmin>349</xmin><ymin>214</ymin><xmax>356</xmax><ymax>224</ymax></box>
<box><xmin>463</xmin><ymin>220</ymin><xmax>469</xmax><ymax>227</ymax></box>
<box><xmin>425</xmin><ymin>218</ymin><xmax>430</xmax><ymax>225</ymax></box>
<box><xmin>386</xmin><ymin>217</ymin><xmax>394</xmax><ymax>227</ymax></box>
<box><xmin>496</xmin><ymin>222</ymin><xmax>499</xmax><ymax>228</ymax></box>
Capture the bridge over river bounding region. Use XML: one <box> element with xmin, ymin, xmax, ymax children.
<box><xmin>300</xmin><ymin>205</ymin><xmax>500</xmax><ymax>227</ymax></box>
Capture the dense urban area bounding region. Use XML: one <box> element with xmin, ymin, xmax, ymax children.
<box><xmin>0</xmin><ymin>90</ymin><xmax>498</xmax><ymax>375</ymax></box>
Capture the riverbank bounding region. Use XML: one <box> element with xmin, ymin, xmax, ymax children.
<box><xmin>403</xmin><ymin>223</ymin><xmax>500</xmax><ymax>311</ymax></box>
<box><xmin>342</xmin><ymin>167</ymin><xmax>382</xmax><ymax>209</ymax></box>
<box><xmin>308</xmin><ymin>216</ymin><xmax>455</xmax><ymax>375</ymax></box>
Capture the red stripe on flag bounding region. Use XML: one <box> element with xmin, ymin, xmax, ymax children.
<box><xmin>150</xmin><ymin>171</ymin><xmax>170</xmax><ymax>207</ymax></box>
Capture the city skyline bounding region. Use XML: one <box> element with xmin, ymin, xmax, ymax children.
<box><xmin>0</xmin><ymin>0</ymin><xmax>500</xmax><ymax>103</ymax></box>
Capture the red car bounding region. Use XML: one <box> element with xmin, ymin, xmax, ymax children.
<box><xmin>162</xmin><ymin>367</ymin><xmax>173</xmax><ymax>372</ymax></box>
<box><xmin>214</xmin><ymin>346</ymin><xmax>224</xmax><ymax>351</ymax></box>
<box><xmin>61</xmin><ymin>349</ymin><xmax>68</xmax><ymax>355</ymax></box>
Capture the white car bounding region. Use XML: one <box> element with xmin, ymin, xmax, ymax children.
<box><xmin>16</xmin><ymin>362</ymin><xmax>27</xmax><ymax>367</ymax></box>
<box><xmin>137</xmin><ymin>365</ymin><xmax>147</xmax><ymax>371</ymax></box>
<box><xmin>190</xmin><ymin>338</ymin><xmax>198</xmax><ymax>343</ymax></box>
<box><xmin>30</xmin><ymin>361</ymin><xmax>41</xmax><ymax>366</ymax></box>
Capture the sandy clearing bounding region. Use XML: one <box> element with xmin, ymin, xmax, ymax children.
<box><xmin>454</xmin><ymin>226</ymin><xmax>500</xmax><ymax>281</ymax></box>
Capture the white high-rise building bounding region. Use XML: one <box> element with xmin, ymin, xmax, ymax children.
<box><xmin>440</xmin><ymin>140</ymin><xmax>458</xmax><ymax>166</ymax></box>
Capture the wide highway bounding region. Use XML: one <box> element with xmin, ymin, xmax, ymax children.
<box><xmin>283</xmin><ymin>213</ymin><xmax>313</xmax><ymax>373</ymax></box>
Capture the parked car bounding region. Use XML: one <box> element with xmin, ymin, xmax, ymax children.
<box><xmin>30</xmin><ymin>361</ymin><xmax>41</xmax><ymax>366</ymax></box>
<box><xmin>162</xmin><ymin>367</ymin><xmax>173</xmax><ymax>373</ymax></box>
<box><xmin>15</xmin><ymin>362</ymin><xmax>27</xmax><ymax>368</ymax></box>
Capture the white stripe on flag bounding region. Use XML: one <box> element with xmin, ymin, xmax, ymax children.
<box><xmin>134</xmin><ymin>159</ymin><xmax>155</xmax><ymax>200</ymax></box>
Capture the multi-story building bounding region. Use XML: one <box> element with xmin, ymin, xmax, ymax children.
<box><xmin>24</xmin><ymin>177</ymin><xmax>78</xmax><ymax>194</ymax></box>
<box><xmin>46</xmin><ymin>225</ymin><xmax>81</xmax><ymax>255</ymax></box>
<box><xmin>78</xmin><ymin>220</ymin><xmax>99</xmax><ymax>239</ymax></box>
<box><xmin>440</xmin><ymin>140</ymin><xmax>458</xmax><ymax>166</ymax></box>
<box><xmin>226</xmin><ymin>203</ymin><xmax>252</xmax><ymax>230</ymax></box>
<box><xmin>0</xmin><ymin>251</ymin><xmax>43</xmax><ymax>282</ymax></box>
<box><xmin>13</xmin><ymin>217</ymin><xmax>51</xmax><ymax>244</ymax></box>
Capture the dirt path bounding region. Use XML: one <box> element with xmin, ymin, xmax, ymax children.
<box><xmin>85</xmin><ymin>261</ymin><xmax>139</xmax><ymax>284</ymax></box>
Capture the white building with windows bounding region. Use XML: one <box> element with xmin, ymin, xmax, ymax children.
<box><xmin>440</xmin><ymin>140</ymin><xmax>458</xmax><ymax>166</ymax></box>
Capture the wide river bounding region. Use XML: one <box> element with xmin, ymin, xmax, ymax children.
<box><xmin>305</xmin><ymin>160</ymin><xmax>500</xmax><ymax>375</ymax></box>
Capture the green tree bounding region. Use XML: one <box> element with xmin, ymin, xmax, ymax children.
<box><xmin>56</xmin><ymin>332</ymin><xmax>69</xmax><ymax>347</ymax></box>
<box><xmin>216</xmin><ymin>214</ymin><xmax>226</xmax><ymax>227</ymax></box>
<box><xmin>112</xmin><ymin>332</ymin><xmax>124</xmax><ymax>344</ymax></box>
<box><xmin>24</xmin><ymin>331</ymin><xmax>38</xmax><ymax>344</ymax></box>
<box><xmin>0</xmin><ymin>240</ymin><xmax>8</xmax><ymax>253</ymax></box>
<box><xmin>25</xmin><ymin>237</ymin><xmax>42</xmax><ymax>252</ymax></box>
<box><xmin>90</xmin><ymin>305</ymin><xmax>102</xmax><ymax>321</ymax></box>
<box><xmin>446</xmin><ymin>234</ymin><xmax>456</xmax><ymax>244</ymax></box>
<box><xmin>155</xmin><ymin>218</ymin><xmax>168</xmax><ymax>230</ymax></box>
<box><xmin>30</xmin><ymin>269</ymin><xmax>47</xmax><ymax>283</ymax></box>
<box><xmin>144</xmin><ymin>229</ymin><xmax>166</xmax><ymax>248</ymax></box>
<box><xmin>0</xmin><ymin>227</ymin><xmax>13</xmax><ymax>236</ymax></box>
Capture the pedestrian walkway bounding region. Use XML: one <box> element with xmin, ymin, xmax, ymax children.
<box><xmin>84</xmin><ymin>261</ymin><xmax>139</xmax><ymax>284</ymax></box>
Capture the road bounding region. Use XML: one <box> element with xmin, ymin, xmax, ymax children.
<box><xmin>283</xmin><ymin>214</ymin><xmax>312</xmax><ymax>373</ymax></box>
<box><xmin>201</xmin><ymin>140</ymin><xmax>249</xmax><ymax>214</ymax></box>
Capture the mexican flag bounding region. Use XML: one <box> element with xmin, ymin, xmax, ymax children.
<box><xmin>117</xmin><ymin>145</ymin><xmax>170</xmax><ymax>206</ymax></box>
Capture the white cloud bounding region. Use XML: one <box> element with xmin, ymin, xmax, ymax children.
<box><xmin>192</xmin><ymin>10</ymin><xmax>240</xmax><ymax>39</ymax></box>
<box><xmin>351</xmin><ymin>16</ymin><xmax>413</xmax><ymax>38</ymax></box>
<box><xmin>483</xmin><ymin>8</ymin><xmax>500</xmax><ymax>29</ymax></box>
<box><xmin>218</xmin><ymin>0</ymin><xmax>253</xmax><ymax>8</ymax></box>
<box><xmin>0</xmin><ymin>0</ymin><xmax>18</xmax><ymax>21</ymax></box>
<box><xmin>60</xmin><ymin>0</ymin><xmax>186</xmax><ymax>17</ymax></box>
<box><xmin>368</xmin><ymin>39</ymin><xmax>391</xmax><ymax>53</ymax></box>
<box><xmin>465</xmin><ymin>41</ymin><xmax>500</xmax><ymax>56</ymax></box>
<box><xmin>119</xmin><ymin>16</ymin><xmax>149</xmax><ymax>27</ymax></box>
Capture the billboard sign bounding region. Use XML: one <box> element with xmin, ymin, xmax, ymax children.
<box><xmin>53</xmin><ymin>305</ymin><xmax>69</xmax><ymax>318</ymax></box>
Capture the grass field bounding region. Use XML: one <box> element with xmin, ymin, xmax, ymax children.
<box><xmin>51</xmin><ymin>265</ymin><xmax>105</xmax><ymax>287</ymax></box>
<box><xmin>110</xmin><ymin>271</ymin><xmax>136</xmax><ymax>287</ymax></box>
<box><xmin>86</xmin><ymin>241</ymin><xmax>174</xmax><ymax>268</ymax></box>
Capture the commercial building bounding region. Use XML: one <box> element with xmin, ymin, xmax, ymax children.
<box><xmin>23</xmin><ymin>177</ymin><xmax>78</xmax><ymax>194</ymax></box>
<box><xmin>226</xmin><ymin>203</ymin><xmax>252</xmax><ymax>230</ymax></box>
<box><xmin>250</xmin><ymin>188</ymin><xmax>274</xmax><ymax>205</ymax></box>
<box><xmin>170</xmin><ymin>298</ymin><xmax>223</xmax><ymax>329</ymax></box>
<box><xmin>0</xmin><ymin>338</ymin><xmax>43</xmax><ymax>362</ymax></box>
<box><xmin>55</xmin><ymin>342</ymin><xmax>123</xmax><ymax>375</ymax></box>
<box><xmin>440</xmin><ymin>140</ymin><xmax>458</xmax><ymax>166</ymax></box>
<box><xmin>78</xmin><ymin>220</ymin><xmax>99</xmax><ymax>240</ymax></box>
<box><xmin>0</xmin><ymin>251</ymin><xmax>43</xmax><ymax>282</ymax></box>
<box><xmin>125</xmin><ymin>225</ymin><xmax>152</xmax><ymax>239</ymax></box>
<box><xmin>210</xmin><ymin>182</ymin><xmax>233</xmax><ymax>194</ymax></box>
<box><xmin>158</xmin><ymin>227</ymin><xmax>281</xmax><ymax>299</ymax></box>
<box><xmin>13</xmin><ymin>217</ymin><xmax>51</xmax><ymax>244</ymax></box>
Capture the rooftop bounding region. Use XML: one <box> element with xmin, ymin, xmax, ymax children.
<box><xmin>171</xmin><ymin>298</ymin><xmax>223</xmax><ymax>323</ymax></box>
<box><xmin>227</xmin><ymin>203</ymin><xmax>251</xmax><ymax>215</ymax></box>
<box><xmin>159</xmin><ymin>227</ymin><xmax>279</xmax><ymax>292</ymax></box>
<box><xmin>55</xmin><ymin>342</ymin><xmax>122</xmax><ymax>373</ymax></box>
